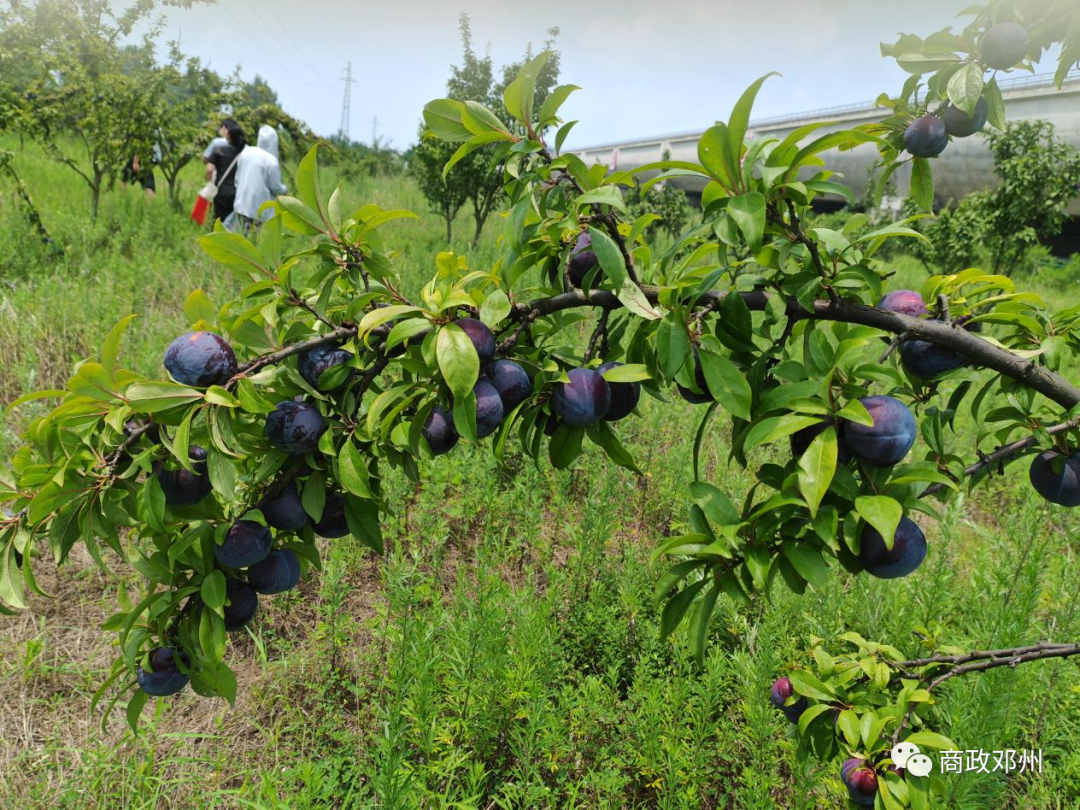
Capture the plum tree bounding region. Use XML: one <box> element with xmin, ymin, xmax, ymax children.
<box><xmin>297</xmin><ymin>343</ymin><xmax>355</xmax><ymax>391</ymax></box>
<box><xmin>980</xmin><ymin>21</ymin><xmax>1029</xmax><ymax>69</ymax></box>
<box><xmin>246</xmin><ymin>548</ymin><xmax>301</xmax><ymax>594</ymax></box>
<box><xmin>264</xmin><ymin>401</ymin><xmax>327</xmax><ymax>456</ymax></box>
<box><xmin>488</xmin><ymin>359</ymin><xmax>532</xmax><ymax>411</ymax></box>
<box><xmin>260</xmin><ymin>482</ymin><xmax>310</xmax><ymax>530</ymax></box>
<box><xmin>313</xmin><ymin>492</ymin><xmax>350</xmax><ymax>538</ymax></box>
<box><xmin>903</xmin><ymin>115</ymin><xmax>948</xmax><ymax>158</ymax></box>
<box><xmin>1029</xmin><ymin>450</ymin><xmax>1080</xmax><ymax>507</ymax></box>
<box><xmin>552</xmin><ymin>368</ymin><xmax>611</xmax><ymax>426</ymax></box>
<box><xmin>598</xmin><ymin>362</ymin><xmax>640</xmax><ymax>421</ymax></box>
<box><xmin>422</xmin><ymin>405</ymin><xmax>459</xmax><ymax>455</ymax></box>
<box><xmin>943</xmin><ymin>97</ymin><xmax>989</xmax><ymax>137</ymax></box>
<box><xmin>769</xmin><ymin>676</ymin><xmax>807</xmax><ymax>724</ymax></box>
<box><xmin>215</xmin><ymin>520</ymin><xmax>273</xmax><ymax>569</ymax></box>
<box><xmin>222</xmin><ymin>579</ymin><xmax>258</xmax><ymax>632</ymax></box>
<box><xmin>156</xmin><ymin>446</ymin><xmax>212</xmax><ymax>507</ymax></box>
<box><xmin>568</xmin><ymin>232</ymin><xmax>598</xmax><ymax>286</ymax></box>
<box><xmin>137</xmin><ymin>647</ymin><xmax>190</xmax><ymax>697</ymax></box>
<box><xmin>454</xmin><ymin>317</ymin><xmax>495</xmax><ymax>364</ymax></box>
<box><xmin>857</xmin><ymin>517</ymin><xmax>927</xmax><ymax>579</ymax></box>
<box><xmin>473</xmin><ymin>378</ymin><xmax>505</xmax><ymax>438</ymax></box>
<box><xmin>844</xmin><ymin>396</ymin><xmax>917</xmax><ymax>467</ymax></box>
<box><xmin>163</xmin><ymin>332</ymin><xmax>238</xmax><ymax>388</ymax></box>
<box><xmin>841</xmin><ymin>758</ymin><xmax>878</xmax><ymax>807</ymax></box>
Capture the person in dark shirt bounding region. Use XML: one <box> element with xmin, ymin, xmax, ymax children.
<box><xmin>205</xmin><ymin>123</ymin><xmax>247</xmax><ymax>224</ymax></box>
<box><xmin>121</xmin><ymin>153</ymin><xmax>155</xmax><ymax>196</ymax></box>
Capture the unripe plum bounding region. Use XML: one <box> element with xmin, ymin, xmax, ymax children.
<box><xmin>261</xmin><ymin>482</ymin><xmax>309</xmax><ymax>531</ymax></box>
<box><xmin>568</xmin><ymin>232</ymin><xmax>599</xmax><ymax>287</ymax></box>
<box><xmin>981</xmin><ymin>22</ymin><xmax>1030</xmax><ymax>70</ymax></box>
<box><xmin>943</xmin><ymin>97</ymin><xmax>989</xmax><ymax>138</ymax></box>
<box><xmin>454</xmin><ymin>317</ymin><xmax>495</xmax><ymax>364</ymax></box>
<box><xmin>298</xmin><ymin>343</ymin><xmax>355</xmax><ymax>391</ymax></box>
<box><xmin>474</xmin><ymin>378</ymin><xmax>505</xmax><ymax>439</ymax></box>
<box><xmin>164</xmin><ymin>331</ymin><xmax>237</xmax><ymax>388</ymax></box>
<box><xmin>265</xmin><ymin>401</ymin><xmax>327</xmax><ymax>456</ymax></box>
<box><xmin>247</xmin><ymin>548</ymin><xmax>301</xmax><ymax>594</ymax></box>
<box><xmin>769</xmin><ymin>676</ymin><xmax>807</xmax><ymax>724</ymax></box>
<box><xmin>215</xmin><ymin>520</ymin><xmax>272</xmax><ymax>569</ymax></box>
<box><xmin>552</xmin><ymin>368</ymin><xmax>611</xmax><ymax>426</ymax></box>
<box><xmin>1029</xmin><ymin>450</ymin><xmax>1080</xmax><ymax>507</ymax></box>
<box><xmin>423</xmin><ymin>405</ymin><xmax>459</xmax><ymax>455</ymax></box>
<box><xmin>489</xmin><ymin>359</ymin><xmax>532</xmax><ymax>412</ymax></box>
<box><xmin>858</xmin><ymin>517</ymin><xmax>927</xmax><ymax>579</ymax></box>
<box><xmin>223</xmin><ymin>578</ymin><xmax>258</xmax><ymax>631</ymax></box>
<box><xmin>841</xmin><ymin>758</ymin><xmax>878</xmax><ymax>807</ymax></box>
<box><xmin>845</xmin><ymin>395</ymin><xmax>916</xmax><ymax>467</ymax></box>
<box><xmin>598</xmin><ymin>361</ymin><xmax>641</xmax><ymax>421</ymax></box>
<box><xmin>137</xmin><ymin>647</ymin><xmax>189</xmax><ymax>696</ymax></box>
<box><xmin>314</xmin><ymin>492</ymin><xmax>350</xmax><ymax>538</ymax></box>
<box><xmin>904</xmin><ymin>115</ymin><xmax>948</xmax><ymax>158</ymax></box>
<box><xmin>157</xmin><ymin>445</ymin><xmax>212</xmax><ymax>507</ymax></box>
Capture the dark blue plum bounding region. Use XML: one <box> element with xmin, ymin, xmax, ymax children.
<box><xmin>943</xmin><ymin>97</ymin><xmax>989</xmax><ymax>137</ymax></box>
<box><xmin>904</xmin><ymin>115</ymin><xmax>948</xmax><ymax>158</ymax></box>
<box><xmin>769</xmin><ymin>676</ymin><xmax>807</xmax><ymax>724</ymax></box>
<box><xmin>598</xmin><ymin>361</ymin><xmax>641</xmax><ymax>421</ymax></box>
<box><xmin>858</xmin><ymin>517</ymin><xmax>927</xmax><ymax>579</ymax></box>
<box><xmin>298</xmin><ymin>343</ymin><xmax>355</xmax><ymax>391</ymax></box>
<box><xmin>474</xmin><ymin>379</ymin><xmax>505</xmax><ymax>439</ymax></box>
<box><xmin>454</xmin><ymin>318</ymin><xmax>495</xmax><ymax>364</ymax></box>
<box><xmin>981</xmin><ymin>22</ymin><xmax>1029</xmax><ymax>69</ymax></box>
<box><xmin>423</xmin><ymin>406</ymin><xmax>459</xmax><ymax>455</ymax></box>
<box><xmin>790</xmin><ymin>420</ymin><xmax>852</xmax><ymax>463</ymax></box>
<box><xmin>841</xmin><ymin>758</ymin><xmax>878</xmax><ymax>807</ymax></box>
<box><xmin>222</xmin><ymin>578</ymin><xmax>258</xmax><ymax>631</ymax></box>
<box><xmin>845</xmin><ymin>395</ymin><xmax>917</xmax><ymax>467</ymax></box>
<box><xmin>314</xmin><ymin>492</ymin><xmax>350</xmax><ymax>538</ymax></box>
<box><xmin>164</xmin><ymin>331</ymin><xmax>237</xmax><ymax>388</ymax></box>
<box><xmin>677</xmin><ymin>351</ymin><xmax>712</xmax><ymax>404</ymax></box>
<box><xmin>900</xmin><ymin>338</ymin><xmax>969</xmax><ymax>378</ymax></box>
<box><xmin>877</xmin><ymin>290</ymin><xmax>928</xmax><ymax>318</ymax></box>
<box><xmin>261</xmin><ymin>482</ymin><xmax>309</xmax><ymax>531</ymax></box>
<box><xmin>489</xmin><ymin>359</ymin><xmax>532</xmax><ymax>412</ymax></box>
<box><xmin>137</xmin><ymin>647</ymin><xmax>189</xmax><ymax>697</ymax></box>
<box><xmin>1029</xmin><ymin>450</ymin><xmax>1080</xmax><ymax>507</ymax></box>
<box><xmin>265</xmin><ymin>401</ymin><xmax>327</xmax><ymax>456</ymax></box>
<box><xmin>156</xmin><ymin>445</ymin><xmax>212</xmax><ymax>507</ymax></box>
<box><xmin>568</xmin><ymin>232</ymin><xmax>599</xmax><ymax>286</ymax></box>
<box><xmin>215</xmin><ymin>520</ymin><xmax>272</xmax><ymax>569</ymax></box>
<box><xmin>247</xmin><ymin>548</ymin><xmax>301</xmax><ymax>595</ymax></box>
<box><xmin>552</xmin><ymin>368</ymin><xmax>611</xmax><ymax>427</ymax></box>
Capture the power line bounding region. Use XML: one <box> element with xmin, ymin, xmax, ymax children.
<box><xmin>218</xmin><ymin>2</ymin><xmax>321</xmax><ymax>91</ymax></box>
<box><xmin>263</xmin><ymin>0</ymin><xmax>334</xmax><ymax>88</ymax></box>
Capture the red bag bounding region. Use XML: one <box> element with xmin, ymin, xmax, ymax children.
<box><xmin>190</xmin><ymin>194</ymin><xmax>210</xmax><ymax>226</ymax></box>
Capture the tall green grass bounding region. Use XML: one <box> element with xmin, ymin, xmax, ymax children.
<box><xmin>1</xmin><ymin>135</ymin><xmax>1079</xmax><ymax>808</ymax></box>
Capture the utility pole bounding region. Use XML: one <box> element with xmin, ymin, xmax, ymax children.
<box><xmin>372</xmin><ymin>116</ymin><xmax>378</xmax><ymax>147</ymax></box>
<box><xmin>338</xmin><ymin>62</ymin><xmax>356</xmax><ymax>142</ymax></box>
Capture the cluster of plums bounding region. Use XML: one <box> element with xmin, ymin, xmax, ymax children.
<box><xmin>769</xmin><ymin>677</ymin><xmax>885</xmax><ymax>805</ymax></box>
<box><xmin>902</xmin><ymin>22</ymin><xmax>1029</xmax><ymax>159</ymax></box>
<box><xmin>421</xmin><ymin>317</ymin><xmax>641</xmax><ymax>454</ymax></box>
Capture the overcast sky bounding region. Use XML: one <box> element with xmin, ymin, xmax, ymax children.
<box><xmin>155</xmin><ymin>0</ymin><xmax>1029</xmax><ymax>150</ymax></box>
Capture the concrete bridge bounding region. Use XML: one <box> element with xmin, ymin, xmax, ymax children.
<box><xmin>571</xmin><ymin>70</ymin><xmax>1080</xmax><ymax>214</ymax></box>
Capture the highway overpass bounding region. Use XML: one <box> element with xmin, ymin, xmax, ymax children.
<box><xmin>571</xmin><ymin>70</ymin><xmax>1080</xmax><ymax>215</ymax></box>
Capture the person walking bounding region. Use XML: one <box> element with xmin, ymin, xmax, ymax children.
<box><xmin>205</xmin><ymin>123</ymin><xmax>246</xmax><ymax>225</ymax></box>
<box><xmin>121</xmin><ymin>153</ymin><xmax>155</xmax><ymax>197</ymax></box>
<box><xmin>202</xmin><ymin>118</ymin><xmax>238</xmax><ymax>167</ymax></box>
<box><xmin>227</xmin><ymin>125</ymin><xmax>287</xmax><ymax>235</ymax></box>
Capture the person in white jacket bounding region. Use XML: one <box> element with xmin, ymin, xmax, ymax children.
<box><xmin>227</xmin><ymin>125</ymin><xmax>287</xmax><ymax>234</ymax></box>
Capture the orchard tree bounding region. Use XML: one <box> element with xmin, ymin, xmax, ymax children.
<box><xmin>3</xmin><ymin>1</ymin><xmax>1080</xmax><ymax>808</ymax></box>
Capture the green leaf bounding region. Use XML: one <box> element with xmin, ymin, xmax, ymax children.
<box><xmin>538</xmin><ymin>84</ymin><xmax>581</xmax><ymax>123</ymax></box>
<box><xmin>575</xmin><ymin>186</ymin><xmax>629</xmax><ymax>216</ymax></box>
<box><xmin>837</xmin><ymin>709</ymin><xmax>861</xmax><ymax>747</ymax></box>
<box><xmin>201</xmin><ymin>570</ymin><xmax>226</xmax><ymax>611</ymax></box>
<box><xmin>126</xmin><ymin>688</ymin><xmax>148</xmax><ymax>733</ymax></box>
<box><xmin>797</xmin><ymin>427</ymin><xmax>837</xmax><ymax>517</ymax></box>
<box><xmin>657</xmin><ymin>313</ymin><xmax>689</xmax><ymax>379</ymax></box>
<box><xmin>903</xmin><ymin>731</ymin><xmax>957</xmax><ymax>750</ymax></box>
<box><xmin>783</xmin><ymin>543</ymin><xmax>830</xmax><ymax>591</ymax></box>
<box><xmin>295</xmin><ymin>145</ymin><xmax>326</xmax><ymax>227</ymax></box>
<box><xmin>984</xmin><ymin>76</ymin><xmax>1006</xmax><ymax>130</ymax></box>
<box><xmin>745</xmin><ymin>414</ymin><xmax>826</xmax><ymax>450</ymax></box>
<box><xmin>689</xmin><ymin>582</ymin><xmax>721</xmax><ymax>668</ymax></box>
<box><xmin>436</xmin><ymin>324</ymin><xmax>480</xmax><ymax>401</ymax></box>
<box><xmin>461</xmin><ymin>100</ymin><xmax>510</xmax><ymax>135</ymax></box>
<box><xmin>443</xmin><ymin>131</ymin><xmax>511</xmax><ymax>179</ymax></box>
<box><xmin>386</xmin><ymin>317</ymin><xmax>431</xmax><ymax>351</ymax></box>
<box><xmin>659</xmin><ymin>578</ymin><xmax>708</xmax><ymax>641</ymax></box>
<box><xmin>727</xmin><ymin>192</ymin><xmax>766</xmax><ymax>250</ymax></box>
<box><xmin>101</xmin><ymin>315</ymin><xmax>138</xmax><ymax>376</ymax></box>
<box><xmin>787</xmin><ymin>669</ymin><xmax>835</xmax><ymax>701</ymax></box>
<box><xmin>198</xmin><ymin>231</ymin><xmax>273</xmax><ymax>280</ymax></box>
<box><xmin>896</xmin><ymin>52</ymin><xmax>961</xmax><ymax>73</ymax></box>
<box><xmin>503</xmin><ymin>51</ymin><xmax>551</xmax><ymax>126</ymax></box>
<box><xmin>422</xmin><ymin>99</ymin><xmax>471</xmax><ymax>142</ymax></box>
<box><xmin>697</xmin><ymin>351</ymin><xmax>752</xmax><ymax>421</ymax></box>
<box><xmin>689</xmin><ymin>482</ymin><xmax>740</xmax><ymax>526</ymax></box>
<box><xmin>339</xmin><ymin>439</ymin><xmax>374</xmax><ymax>499</ymax></box>
<box><xmin>698</xmin><ymin>124</ymin><xmax>737</xmax><ymax>190</ymax></box>
<box><xmin>479</xmin><ymin>289</ymin><xmax>511</xmax><ymax>327</ymax></box>
<box><xmin>855</xmin><ymin>496</ymin><xmax>903</xmax><ymax>550</ymax></box>
<box><xmin>357</xmin><ymin>305</ymin><xmax>424</xmax><ymax>340</ymax></box>
<box><xmin>127</xmin><ymin>382</ymin><xmax>204</xmax><ymax>414</ymax></box>
<box><xmin>946</xmin><ymin>63</ymin><xmax>984</xmax><ymax>117</ymax></box>
<box><xmin>727</xmin><ymin>73</ymin><xmax>779</xmax><ymax>164</ymax></box>
<box><xmin>600</xmin><ymin>364</ymin><xmax>650</xmax><ymax>383</ymax></box>
<box><xmin>910</xmin><ymin>157</ymin><xmax>933</xmax><ymax>212</ymax></box>
<box><xmin>204</xmin><ymin>386</ymin><xmax>240</xmax><ymax>408</ymax></box>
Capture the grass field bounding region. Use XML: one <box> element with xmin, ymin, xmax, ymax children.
<box><xmin>2</xmin><ymin>136</ymin><xmax>1080</xmax><ymax>808</ymax></box>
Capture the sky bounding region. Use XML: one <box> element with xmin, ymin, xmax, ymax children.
<box><xmin>154</xmin><ymin>0</ymin><xmax>1002</xmax><ymax>151</ymax></box>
